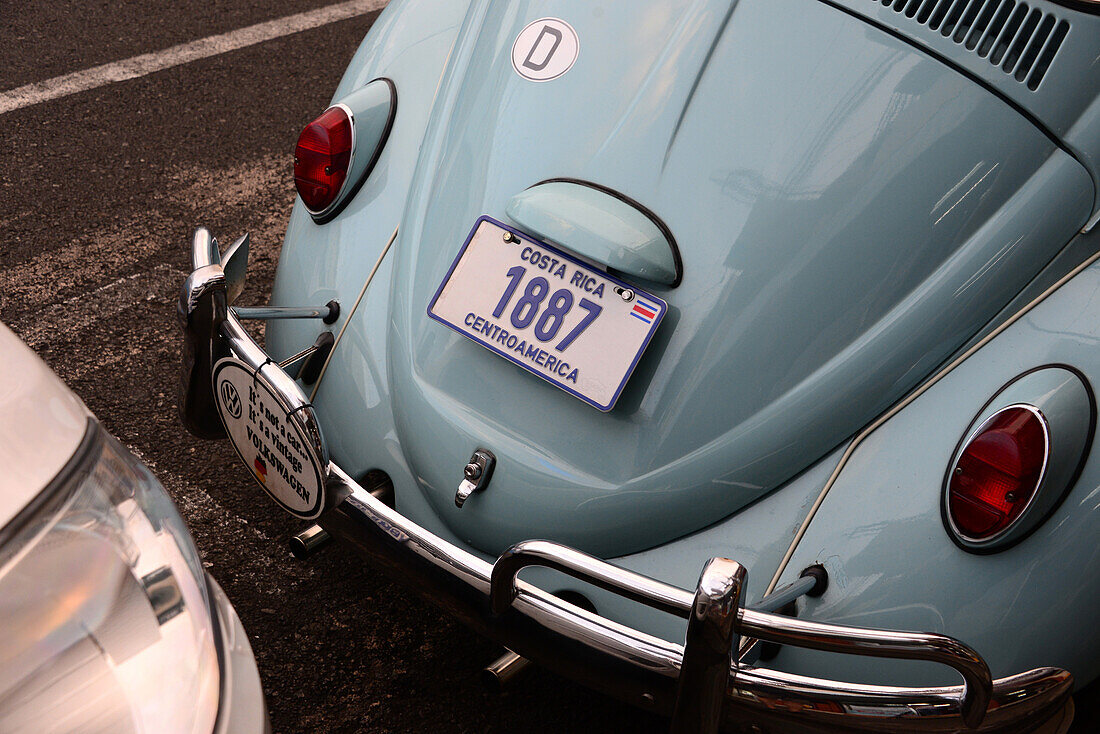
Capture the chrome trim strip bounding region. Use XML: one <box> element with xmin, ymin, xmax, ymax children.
<box><xmin>177</xmin><ymin>230</ymin><xmax>231</xmax><ymax>440</ymax></box>
<box><xmin>492</xmin><ymin>543</ymin><xmax>829</xmax><ymax>618</ymax></box>
<box><xmin>324</xmin><ymin>468</ymin><xmax>1067</xmax><ymax>732</ymax></box>
<box><xmin>491</xmin><ymin>539</ymin><xmax>694</xmax><ymax>618</ymax></box>
<box><xmin>738</xmin><ymin>609</ymin><xmax>991</xmax><ymax>728</ymax></box>
<box><xmin>278</xmin><ymin>343</ymin><xmax>321</xmax><ymax>370</ymax></box>
<box><xmin>671</xmin><ymin>559</ymin><xmax>745</xmax><ymax>734</ymax></box>
<box><xmin>191</xmin><ymin>226</ymin><xmax>220</xmax><ymax>270</ymax></box>
<box><xmin>489</xmin><ymin>541</ymin><xmax>991</xmax><ymax>728</ymax></box>
<box><xmin>220</xmin><ymin>314</ymin><xmax>329</xmax><ymax>470</ymax></box>
<box><xmin>232</xmin><ymin>305</ymin><xmax>336</xmax><ymax>321</ymax></box>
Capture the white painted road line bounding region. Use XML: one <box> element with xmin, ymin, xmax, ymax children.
<box><xmin>0</xmin><ymin>0</ymin><xmax>388</xmax><ymax>115</ymax></box>
<box><xmin>11</xmin><ymin>262</ymin><xmax>186</xmax><ymax>349</ymax></box>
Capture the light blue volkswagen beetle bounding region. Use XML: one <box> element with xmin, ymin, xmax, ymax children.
<box><xmin>177</xmin><ymin>1</ymin><xmax>1100</xmax><ymax>731</ymax></box>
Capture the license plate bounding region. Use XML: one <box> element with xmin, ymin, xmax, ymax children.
<box><xmin>427</xmin><ymin>216</ymin><xmax>667</xmax><ymax>411</ymax></box>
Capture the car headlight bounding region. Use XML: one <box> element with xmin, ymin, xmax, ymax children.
<box><xmin>0</xmin><ymin>423</ymin><xmax>219</xmax><ymax>734</ymax></box>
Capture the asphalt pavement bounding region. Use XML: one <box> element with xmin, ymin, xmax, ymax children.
<box><xmin>0</xmin><ymin>3</ymin><xmax>665</xmax><ymax>732</ymax></box>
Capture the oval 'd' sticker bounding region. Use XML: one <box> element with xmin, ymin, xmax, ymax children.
<box><xmin>213</xmin><ymin>358</ymin><xmax>326</xmax><ymax>519</ymax></box>
<box><xmin>511</xmin><ymin>18</ymin><xmax>578</xmax><ymax>82</ymax></box>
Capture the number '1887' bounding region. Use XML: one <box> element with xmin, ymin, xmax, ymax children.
<box><xmin>492</xmin><ymin>266</ymin><xmax>602</xmax><ymax>352</ymax></box>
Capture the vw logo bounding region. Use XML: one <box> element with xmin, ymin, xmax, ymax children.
<box><xmin>511</xmin><ymin>18</ymin><xmax>579</xmax><ymax>82</ymax></box>
<box><xmin>220</xmin><ymin>379</ymin><xmax>242</xmax><ymax>419</ymax></box>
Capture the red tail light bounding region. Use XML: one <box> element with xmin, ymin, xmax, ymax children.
<box><xmin>294</xmin><ymin>106</ymin><xmax>353</xmax><ymax>213</ymax></box>
<box><xmin>947</xmin><ymin>406</ymin><xmax>1049</xmax><ymax>542</ymax></box>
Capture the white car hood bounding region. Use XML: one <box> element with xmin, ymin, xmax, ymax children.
<box><xmin>0</xmin><ymin>323</ymin><xmax>91</xmax><ymax>528</ymax></box>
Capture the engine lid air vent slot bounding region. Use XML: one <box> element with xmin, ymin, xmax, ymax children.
<box><xmin>875</xmin><ymin>0</ymin><xmax>1070</xmax><ymax>90</ymax></box>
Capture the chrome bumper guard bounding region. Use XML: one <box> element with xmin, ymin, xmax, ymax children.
<box><xmin>178</xmin><ymin>228</ymin><xmax>1073</xmax><ymax>734</ymax></box>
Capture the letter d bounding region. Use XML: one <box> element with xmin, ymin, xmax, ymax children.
<box><xmin>523</xmin><ymin>26</ymin><xmax>563</xmax><ymax>71</ymax></box>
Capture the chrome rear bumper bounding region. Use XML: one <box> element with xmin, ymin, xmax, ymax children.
<box><xmin>178</xmin><ymin>227</ymin><xmax>1073</xmax><ymax>734</ymax></box>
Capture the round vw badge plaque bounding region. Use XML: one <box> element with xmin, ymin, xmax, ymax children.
<box><xmin>511</xmin><ymin>18</ymin><xmax>578</xmax><ymax>82</ymax></box>
<box><xmin>213</xmin><ymin>357</ymin><xmax>327</xmax><ymax>519</ymax></box>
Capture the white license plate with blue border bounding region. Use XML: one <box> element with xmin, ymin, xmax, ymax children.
<box><xmin>427</xmin><ymin>216</ymin><xmax>666</xmax><ymax>411</ymax></box>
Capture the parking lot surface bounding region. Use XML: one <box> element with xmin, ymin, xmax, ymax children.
<box><xmin>0</xmin><ymin>3</ymin><xmax>666</xmax><ymax>732</ymax></box>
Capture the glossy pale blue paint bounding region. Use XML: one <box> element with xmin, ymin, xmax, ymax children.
<box><xmin>505</xmin><ymin>181</ymin><xmax>678</xmax><ymax>284</ymax></box>
<box><xmin>262</xmin><ymin>0</ymin><xmax>1100</xmax><ymax>689</ymax></box>
<box><xmin>770</xmin><ymin>231</ymin><xmax>1100</xmax><ymax>688</ymax></box>
<box><xmin>831</xmin><ymin>0</ymin><xmax>1100</xmax><ymax>215</ymax></box>
<box><xmin>377</xmin><ymin>0</ymin><xmax>1092</xmax><ymax>559</ymax></box>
